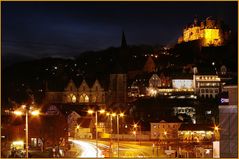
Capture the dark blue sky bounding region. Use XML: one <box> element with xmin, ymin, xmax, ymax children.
<box><xmin>2</xmin><ymin>1</ymin><xmax>238</xmax><ymax>60</ymax></box>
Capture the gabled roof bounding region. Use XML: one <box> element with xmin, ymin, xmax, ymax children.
<box><xmin>42</xmin><ymin>103</ymin><xmax>89</xmax><ymax>117</ymax></box>
<box><xmin>47</xmin><ymin>74</ymin><xmax>108</xmax><ymax>92</ymax></box>
<box><xmin>77</xmin><ymin>117</ymin><xmax>93</xmax><ymax>128</ymax></box>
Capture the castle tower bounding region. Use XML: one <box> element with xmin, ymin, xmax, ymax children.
<box><xmin>194</xmin><ymin>16</ymin><xmax>199</xmax><ymax>25</ymax></box>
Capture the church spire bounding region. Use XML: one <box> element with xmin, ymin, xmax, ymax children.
<box><xmin>121</xmin><ymin>30</ymin><xmax>127</xmax><ymax>48</ymax></box>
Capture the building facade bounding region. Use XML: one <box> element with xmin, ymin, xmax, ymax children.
<box><xmin>178</xmin><ymin>124</ymin><xmax>214</xmax><ymax>143</ymax></box>
<box><xmin>219</xmin><ymin>105</ymin><xmax>238</xmax><ymax>158</ymax></box>
<box><xmin>67</xmin><ymin>111</ymin><xmax>81</xmax><ymax>137</ymax></box>
<box><xmin>178</xmin><ymin>17</ymin><xmax>230</xmax><ymax>47</ymax></box>
<box><xmin>150</xmin><ymin>120</ymin><xmax>182</xmax><ymax>140</ymax></box>
<box><xmin>193</xmin><ymin>75</ymin><xmax>221</xmax><ymax>98</ymax></box>
<box><xmin>219</xmin><ymin>85</ymin><xmax>238</xmax><ymax>158</ymax></box>
<box><xmin>45</xmin><ymin>79</ymin><xmax>106</xmax><ymax>105</ymax></box>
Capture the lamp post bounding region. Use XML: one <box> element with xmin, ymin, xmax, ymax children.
<box><xmin>87</xmin><ymin>109</ymin><xmax>105</xmax><ymax>158</ymax></box>
<box><xmin>13</xmin><ymin>105</ymin><xmax>40</xmax><ymax>158</ymax></box>
<box><xmin>25</xmin><ymin>109</ymin><xmax>29</xmax><ymax>158</ymax></box>
<box><xmin>164</xmin><ymin>131</ymin><xmax>168</xmax><ymax>150</ymax></box>
<box><xmin>133</xmin><ymin>124</ymin><xmax>137</xmax><ymax>142</ymax></box>
<box><xmin>106</xmin><ymin>112</ymin><xmax>113</xmax><ymax>158</ymax></box>
<box><xmin>214</xmin><ymin>126</ymin><xmax>220</xmax><ymax>141</ymax></box>
<box><xmin>110</xmin><ymin>112</ymin><xmax>123</xmax><ymax>158</ymax></box>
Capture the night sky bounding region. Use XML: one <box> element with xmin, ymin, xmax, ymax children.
<box><xmin>2</xmin><ymin>1</ymin><xmax>238</xmax><ymax>61</ymax></box>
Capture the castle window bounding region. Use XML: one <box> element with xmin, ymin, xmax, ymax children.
<box><xmin>80</xmin><ymin>93</ymin><xmax>89</xmax><ymax>103</ymax></box>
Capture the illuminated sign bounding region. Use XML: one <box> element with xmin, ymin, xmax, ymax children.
<box><xmin>172</xmin><ymin>79</ymin><xmax>193</xmax><ymax>89</ymax></box>
<box><xmin>220</xmin><ymin>98</ymin><xmax>229</xmax><ymax>104</ymax></box>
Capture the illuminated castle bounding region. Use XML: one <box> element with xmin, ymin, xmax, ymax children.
<box><xmin>178</xmin><ymin>17</ymin><xmax>230</xmax><ymax>47</ymax></box>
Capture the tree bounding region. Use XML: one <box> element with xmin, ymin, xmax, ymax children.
<box><xmin>38</xmin><ymin>114</ymin><xmax>68</xmax><ymax>151</ymax></box>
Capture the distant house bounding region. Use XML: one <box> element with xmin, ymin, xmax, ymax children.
<box><xmin>75</xmin><ymin>117</ymin><xmax>94</xmax><ymax>139</ymax></box>
<box><xmin>150</xmin><ymin>118</ymin><xmax>182</xmax><ymax>140</ymax></box>
<box><xmin>149</xmin><ymin>74</ymin><xmax>161</xmax><ymax>88</ymax></box>
<box><xmin>67</xmin><ymin>111</ymin><xmax>81</xmax><ymax>137</ymax></box>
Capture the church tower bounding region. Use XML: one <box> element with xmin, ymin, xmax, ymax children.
<box><xmin>121</xmin><ymin>31</ymin><xmax>127</xmax><ymax>49</ymax></box>
<box><xmin>108</xmin><ymin>31</ymin><xmax>128</xmax><ymax>107</ymax></box>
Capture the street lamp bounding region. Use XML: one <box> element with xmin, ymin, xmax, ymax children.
<box><xmin>133</xmin><ymin>124</ymin><xmax>137</xmax><ymax>142</ymax></box>
<box><xmin>106</xmin><ymin>112</ymin><xmax>114</xmax><ymax>158</ymax></box>
<box><xmin>164</xmin><ymin>131</ymin><xmax>168</xmax><ymax>150</ymax></box>
<box><xmin>108</xmin><ymin>112</ymin><xmax>124</xmax><ymax>158</ymax></box>
<box><xmin>133</xmin><ymin>123</ymin><xmax>142</xmax><ymax>145</ymax></box>
<box><xmin>117</xmin><ymin>113</ymin><xmax>124</xmax><ymax>158</ymax></box>
<box><xmin>87</xmin><ymin>109</ymin><xmax>105</xmax><ymax>158</ymax></box>
<box><xmin>214</xmin><ymin>125</ymin><xmax>220</xmax><ymax>141</ymax></box>
<box><xmin>13</xmin><ymin>105</ymin><xmax>40</xmax><ymax>158</ymax></box>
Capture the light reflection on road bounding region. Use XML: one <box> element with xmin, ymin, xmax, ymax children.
<box><xmin>70</xmin><ymin>139</ymin><xmax>104</xmax><ymax>158</ymax></box>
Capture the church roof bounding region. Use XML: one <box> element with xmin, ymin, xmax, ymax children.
<box><xmin>47</xmin><ymin>74</ymin><xmax>108</xmax><ymax>91</ymax></box>
<box><xmin>121</xmin><ymin>31</ymin><xmax>127</xmax><ymax>49</ymax></box>
<box><xmin>77</xmin><ymin>117</ymin><xmax>93</xmax><ymax>128</ymax></box>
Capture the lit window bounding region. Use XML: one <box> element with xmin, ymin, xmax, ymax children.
<box><xmin>80</xmin><ymin>93</ymin><xmax>89</xmax><ymax>103</ymax></box>
<box><xmin>92</xmin><ymin>96</ymin><xmax>97</xmax><ymax>103</ymax></box>
<box><xmin>69</xmin><ymin>94</ymin><xmax>77</xmax><ymax>103</ymax></box>
<box><xmin>31</xmin><ymin>138</ymin><xmax>37</xmax><ymax>147</ymax></box>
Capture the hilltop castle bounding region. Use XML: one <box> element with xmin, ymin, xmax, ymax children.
<box><xmin>178</xmin><ymin>17</ymin><xmax>231</xmax><ymax>47</ymax></box>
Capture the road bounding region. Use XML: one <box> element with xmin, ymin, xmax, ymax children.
<box><xmin>70</xmin><ymin>139</ymin><xmax>104</xmax><ymax>158</ymax></box>
<box><xmin>70</xmin><ymin>139</ymin><xmax>168</xmax><ymax>158</ymax></box>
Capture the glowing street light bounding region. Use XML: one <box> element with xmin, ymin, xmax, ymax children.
<box><xmin>133</xmin><ymin>123</ymin><xmax>141</xmax><ymax>145</ymax></box>
<box><xmin>87</xmin><ymin>109</ymin><xmax>105</xmax><ymax>158</ymax></box>
<box><xmin>87</xmin><ymin>109</ymin><xmax>94</xmax><ymax>115</ymax></box>
<box><xmin>107</xmin><ymin>112</ymin><xmax>124</xmax><ymax>158</ymax></box>
<box><xmin>31</xmin><ymin>110</ymin><xmax>40</xmax><ymax>116</ymax></box>
<box><xmin>13</xmin><ymin>105</ymin><xmax>40</xmax><ymax>158</ymax></box>
<box><xmin>119</xmin><ymin>113</ymin><xmax>124</xmax><ymax>117</ymax></box>
<box><xmin>164</xmin><ymin>131</ymin><xmax>168</xmax><ymax>135</ymax></box>
<box><xmin>13</xmin><ymin>110</ymin><xmax>23</xmax><ymax>116</ymax></box>
<box><xmin>116</xmin><ymin>113</ymin><xmax>124</xmax><ymax>158</ymax></box>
